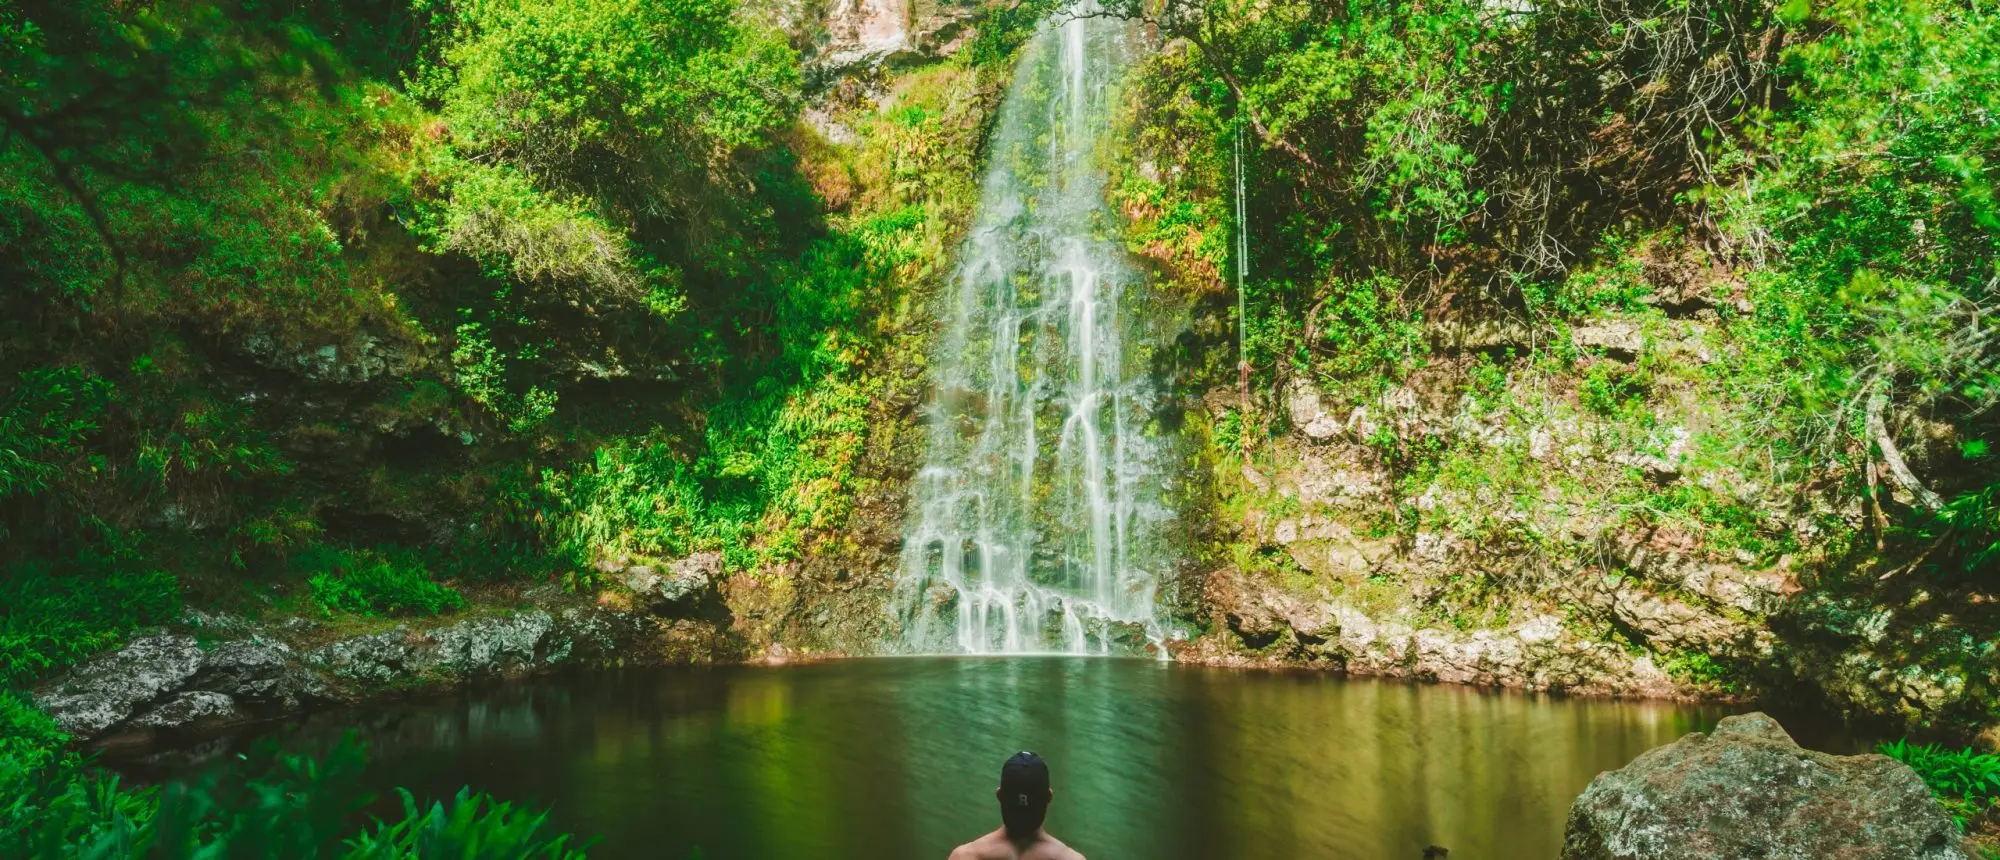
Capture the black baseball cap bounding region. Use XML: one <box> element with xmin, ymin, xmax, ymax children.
<box><xmin>1000</xmin><ymin>750</ymin><xmax>1051</xmax><ymax>809</ymax></box>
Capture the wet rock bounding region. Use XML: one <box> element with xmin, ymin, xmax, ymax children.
<box><xmin>128</xmin><ymin>691</ymin><xmax>243</xmax><ymax>730</ymax></box>
<box><xmin>1088</xmin><ymin>619</ymin><xmax>1154</xmax><ymax>653</ymax></box>
<box><xmin>192</xmin><ymin>636</ymin><xmax>328</xmax><ymax>710</ymax></box>
<box><xmin>430</xmin><ymin>612</ymin><xmax>555</xmax><ymax>678</ymax></box>
<box><xmin>611</xmin><ymin>553</ymin><xmax>720</xmax><ymax>614</ymax></box>
<box><xmin>306</xmin><ymin>626</ymin><xmax>432</xmax><ymax>685</ymax></box>
<box><xmin>1566</xmin><ymin>576</ymin><xmax>1759</xmax><ymax>655</ymax></box>
<box><xmin>37</xmin><ymin>633</ymin><xmax>205</xmax><ymax>738</ymax></box>
<box><xmin>306</xmin><ymin>612</ymin><xmax>564</xmax><ymax>683</ymax></box>
<box><xmin>1267</xmin><ymin>515</ymin><xmax>1386</xmax><ymax>576</ymax></box>
<box><xmin>37</xmin><ymin>631</ymin><xmax>338</xmax><ymax>739</ymax></box>
<box><xmin>547</xmin><ymin>606</ymin><xmax>645</xmax><ymax>665</ymax></box>
<box><xmin>40</xmin><ymin>598</ymin><xmax>680</xmax><ymax>744</ymax></box>
<box><xmin>1428</xmin><ymin>317</ymin><xmax>1534</xmax><ymax>352</ymax></box>
<box><xmin>1282</xmin><ymin>452</ymin><xmax>1386</xmax><ymax>508</ymax></box>
<box><xmin>181</xmin><ymin>608</ymin><xmax>252</xmax><ymax>637</ymax></box>
<box><xmin>1562</xmin><ymin>712</ymin><xmax>1968</xmax><ymax>860</ymax></box>
<box><xmin>814</xmin><ymin>0</ymin><xmax>977</xmax><ymax>71</ymax></box>
<box><xmin>1186</xmin><ymin>567</ymin><xmax>1672</xmax><ymax>695</ymax></box>
<box><xmin>818</xmin><ymin>0</ymin><xmax>908</xmax><ymax>69</ymax></box>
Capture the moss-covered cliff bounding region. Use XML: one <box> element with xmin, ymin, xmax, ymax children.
<box><xmin>1110</xmin><ymin>0</ymin><xmax>2000</xmax><ymax>738</ymax></box>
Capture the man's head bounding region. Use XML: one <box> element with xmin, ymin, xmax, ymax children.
<box><xmin>996</xmin><ymin>751</ymin><xmax>1053</xmax><ymax>839</ymax></box>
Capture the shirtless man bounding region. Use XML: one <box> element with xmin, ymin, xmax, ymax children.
<box><xmin>948</xmin><ymin>751</ymin><xmax>1086</xmax><ymax>860</ymax></box>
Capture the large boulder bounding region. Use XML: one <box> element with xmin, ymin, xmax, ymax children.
<box><xmin>429</xmin><ymin>612</ymin><xmax>555</xmax><ymax>678</ymax></box>
<box><xmin>36</xmin><ymin>633</ymin><xmax>206</xmax><ymax>737</ymax></box>
<box><xmin>615</xmin><ymin>552</ymin><xmax>724</xmax><ymax>617</ymax></box>
<box><xmin>35</xmin><ymin>631</ymin><xmax>330</xmax><ymax>739</ymax></box>
<box><xmin>1562</xmin><ymin>712</ymin><xmax>1968</xmax><ymax>860</ymax></box>
<box><xmin>188</xmin><ymin>636</ymin><xmax>328</xmax><ymax>711</ymax></box>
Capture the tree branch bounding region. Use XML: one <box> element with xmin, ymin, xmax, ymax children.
<box><xmin>1866</xmin><ymin>373</ymin><xmax>1944</xmax><ymax>513</ymax></box>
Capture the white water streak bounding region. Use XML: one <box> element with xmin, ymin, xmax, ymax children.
<box><xmin>891</xmin><ymin>11</ymin><xmax>1169</xmax><ymax>655</ymax></box>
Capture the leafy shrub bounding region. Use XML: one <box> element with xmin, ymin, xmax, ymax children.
<box><xmin>0</xmin><ymin>556</ymin><xmax>179</xmax><ymax>687</ymax></box>
<box><xmin>0</xmin><ymin>741</ymin><xmax>160</xmax><ymax>858</ymax></box>
<box><xmin>301</xmin><ymin>546</ymin><xmax>464</xmax><ymax>618</ymax></box>
<box><xmin>1579</xmin><ymin>361</ymin><xmax>1649</xmax><ymax>418</ymax></box>
<box><xmin>1879</xmin><ymin>738</ymin><xmax>2000</xmax><ymax>828</ymax></box>
<box><xmin>0</xmin><ymin>367</ymin><xmax>112</xmax><ymax>504</ymax></box>
<box><xmin>1660</xmin><ymin>650</ymin><xmax>1737</xmax><ymax>692</ymax></box>
<box><xmin>1304</xmin><ymin>274</ymin><xmax>1427</xmax><ymax>395</ymax></box>
<box><xmin>347</xmin><ymin>787</ymin><xmax>586</xmax><ymax>859</ymax></box>
<box><xmin>1211</xmin><ymin>408</ymin><xmax>1244</xmax><ymax>455</ymax></box>
<box><xmin>0</xmin><ymin>689</ymin><xmax>65</xmax><ymax>765</ymax></box>
<box><xmin>1</xmin><ymin>728</ymin><xmax>591</xmax><ymax>858</ymax></box>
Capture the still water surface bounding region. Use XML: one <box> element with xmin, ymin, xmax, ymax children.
<box><xmin>174</xmin><ymin>659</ymin><xmax>1750</xmax><ymax>859</ymax></box>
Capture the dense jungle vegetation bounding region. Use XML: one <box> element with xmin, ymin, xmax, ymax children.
<box><xmin>1115</xmin><ymin>0</ymin><xmax>2000</xmax><ymax>719</ymax></box>
<box><xmin>3</xmin><ymin>0</ymin><xmax>1999</xmax><ymax>853</ymax></box>
<box><xmin>0</xmin><ymin>0</ymin><xmax>1007</xmax><ymax>851</ymax></box>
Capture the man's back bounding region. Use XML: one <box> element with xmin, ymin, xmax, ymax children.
<box><xmin>947</xmin><ymin>827</ymin><xmax>1085</xmax><ymax>860</ymax></box>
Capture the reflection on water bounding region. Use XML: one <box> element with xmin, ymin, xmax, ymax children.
<box><xmin>151</xmin><ymin>659</ymin><xmax>1778</xmax><ymax>859</ymax></box>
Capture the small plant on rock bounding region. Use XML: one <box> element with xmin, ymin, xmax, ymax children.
<box><xmin>301</xmin><ymin>546</ymin><xmax>464</xmax><ymax>619</ymax></box>
<box><xmin>1879</xmin><ymin>738</ymin><xmax>2000</xmax><ymax>828</ymax></box>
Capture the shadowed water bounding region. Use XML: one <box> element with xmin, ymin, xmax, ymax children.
<box><xmin>148</xmin><ymin>660</ymin><xmax>1785</xmax><ymax>859</ymax></box>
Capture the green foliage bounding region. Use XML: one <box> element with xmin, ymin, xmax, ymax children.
<box><xmin>301</xmin><ymin>545</ymin><xmax>464</xmax><ymax>618</ymax></box>
<box><xmin>451</xmin><ymin>321</ymin><xmax>559</xmax><ymax>434</ymax></box>
<box><xmin>1127</xmin><ymin>0</ymin><xmax>2000</xmax><ymax>613</ymax></box>
<box><xmin>0</xmin><ymin>743</ymin><xmax>160</xmax><ymax>858</ymax></box>
<box><xmin>1301</xmin><ymin>274</ymin><xmax>1426</xmax><ymax>393</ymax></box>
<box><xmin>411</xmin><ymin>0</ymin><xmax>800</xmax><ymax>307</ymax></box>
<box><xmin>0</xmin><ymin>727</ymin><xmax>591</xmax><ymax>859</ymax></box>
<box><xmin>0</xmin><ymin>688</ymin><xmax>65</xmax><ymax>764</ymax></box>
<box><xmin>1879</xmin><ymin>738</ymin><xmax>2000</xmax><ymax>828</ymax></box>
<box><xmin>1211</xmin><ymin>408</ymin><xmax>1244</xmax><ymax>455</ymax></box>
<box><xmin>0</xmin><ymin>0</ymin><xmax>837</xmax><ymax>610</ymax></box>
<box><xmin>964</xmin><ymin>0</ymin><xmax>1066</xmax><ymax>68</ymax></box>
<box><xmin>347</xmin><ymin>787</ymin><xmax>586</xmax><ymax>859</ymax></box>
<box><xmin>0</xmin><ymin>556</ymin><xmax>179</xmax><ymax>687</ymax></box>
<box><xmin>539</xmin><ymin>206</ymin><xmax>920</xmax><ymax>572</ymax></box>
<box><xmin>1916</xmin><ymin>484</ymin><xmax>2000</xmax><ymax>577</ymax></box>
<box><xmin>0</xmin><ymin>368</ymin><xmax>112</xmax><ymax>505</ymax></box>
<box><xmin>1579</xmin><ymin>361</ymin><xmax>1648</xmax><ymax>418</ymax></box>
<box><xmin>1661</xmin><ymin>650</ymin><xmax>1737</xmax><ymax>692</ymax></box>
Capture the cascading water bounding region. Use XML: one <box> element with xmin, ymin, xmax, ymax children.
<box><xmin>891</xmin><ymin>10</ymin><xmax>1174</xmax><ymax>655</ymax></box>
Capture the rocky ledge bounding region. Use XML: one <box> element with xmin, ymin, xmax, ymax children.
<box><xmin>1172</xmin><ymin>566</ymin><xmax>1683</xmax><ymax>696</ymax></box>
<box><xmin>35</xmin><ymin>582</ymin><xmax>741</xmax><ymax>747</ymax></box>
<box><xmin>1563</xmin><ymin>712</ymin><xmax>1968</xmax><ymax>859</ymax></box>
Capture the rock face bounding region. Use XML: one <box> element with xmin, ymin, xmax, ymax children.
<box><xmin>1562</xmin><ymin>712</ymin><xmax>1968</xmax><ymax>860</ymax></box>
<box><xmin>1185</xmin><ymin>373</ymin><xmax>1794</xmax><ymax>699</ymax></box>
<box><xmin>36</xmin><ymin>633</ymin><xmax>328</xmax><ymax>740</ymax></box>
<box><xmin>610</xmin><ymin>552</ymin><xmax>723</xmax><ymax>614</ymax></box>
<box><xmin>813</xmin><ymin>0</ymin><xmax>979</xmax><ymax>71</ymax></box>
<box><xmin>304</xmin><ymin>608</ymin><xmax>641</xmax><ymax>685</ymax></box>
<box><xmin>1176</xmin><ymin>567</ymin><xmax>1677</xmax><ymax>695</ymax></box>
<box><xmin>36</xmin><ymin>604</ymin><xmax>675</xmax><ymax>745</ymax></box>
<box><xmin>36</xmin><ymin>634</ymin><xmax>208</xmax><ymax>738</ymax></box>
<box><xmin>820</xmin><ymin>0</ymin><xmax>909</xmax><ymax>68</ymax></box>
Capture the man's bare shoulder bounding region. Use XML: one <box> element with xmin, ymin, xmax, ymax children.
<box><xmin>946</xmin><ymin>831</ymin><xmax>1083</xmax><ymax>860</ymax></box>
<box><xmin>947</xmin><ymin>830</ymin><xmax>1010</xmax><ymax>860</ymax></box>
<box><xmin>1025</xmin><ymin>833</ymin><xmax>1085</xmax><ymax>860</ymax></box>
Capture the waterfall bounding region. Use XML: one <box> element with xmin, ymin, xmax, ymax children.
<box><xmin>890</xmin><ymin>11</ymin><xmax>1171</xmax><ymax>655</ymax></box>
